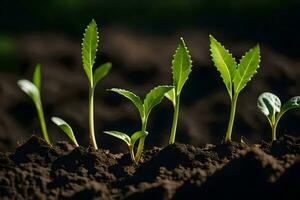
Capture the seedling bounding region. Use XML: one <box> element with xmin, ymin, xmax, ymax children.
<box><xmin>51</xmin><ymin>117</ymin><xmax>79</xmax><ymax>147</ymax></box>
<box><xmin>17</xmin><ymin>64</ymin><xmax>50</xmax><ymax>143</ymax></box>
<box><xmin>107</xmin><ymin>85</ymin><xmax>173</xmax><ymax>162</ymax></box>
<box><xmin>103</xmin><ymin>131</ymin><xmax>148</xmax><ymax>163</ymax></box>
<box><xmin>209</xmin><ymin>35</ymin><xmax>260</xmax><ymax>143</ymax></box>
<box><xmin>257</xmin><ymin>92</ymin><xmax>300</xmax><ymax>141</ymax></box>
<box><xmin>81</xmin><ymin>19</ymin><xmax>112</xmax><ymax>149</ymax></box>
<box><xmin>165</xmin><ymin>37</ymin><xmax>192</xmax><ymax>144</ymax></box>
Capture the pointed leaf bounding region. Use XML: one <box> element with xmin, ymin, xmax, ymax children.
<box><xmin>165</xmin><ymin>88</ymin><xmax>176</xmax><ymax>107</ymax></box>
<box><xmin>18</xmin><ymin>80</ymin><xmax>41</xmax><ymax>107</ymax></box>
<box><xmin>257</xmin><ymin>92</ymin><xmax>281</xmax><ymax>123</ymax></box>
<box><xmin>209</xmin><ymin>35</ymin><xmax>237</xmax><ymax>98</ymax></box>
<box><xmin>93</xmin><ymin>62</ymin><xmax>112</xmax><ymax>87</ymax></box>
<box><xmin>81</xmin><ymin>19</ymin><xmax>99</xmax><ymax>81</ymax></box>
<box><xmin>51</xmin><ymin>117</ymin><xmax>79</xmax><ymax>146</ymax></box>
<box><xmin>131</xmin><ymin>131</ymin><xmax>148</xmax><ymax>146</ymax></box>
<box><xmin>109</xmin><ymin>88</ymin><xmax>144</xmax><ymax>118</ymax></box>
<box><xmin>172</xmin><ymin>38</ymin><xmax>192</xmax><ymax>95</ymax></box>
<box><xmin>281</xmin><ymin>96</ymin><xmax>300</xmax><ymax>114</ymax></box>
<box><xmin>234</xmin><ymin>45</ymin><xmax>260</xmax><ymax>93</ymax></box>
<box><xmin>143</xmin><ymin>85</ymin><xmax>173</xmax><ymax>117</ymax></box>
<box><xmin>103</xmin><ymin>131</ymin><xmax>131</xmax><ymax>146</ymax></box>
<box><xmin>33</xmin><ymin>64</ymin><xmax>41</xmax><ymax>91</ymax></box>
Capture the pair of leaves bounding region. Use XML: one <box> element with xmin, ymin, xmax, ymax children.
<box><xmin>82</xmin><ymin>20</ymin><xmax>111</xmax><ymax>87</ymax></box>
<box><xmin>210</xmin><ymin>35</ymin><xmax>260</xmax><ymax>98</ymax></box>
<box><xmin>109</xmin><ymin>86</ymin><xmax>173</xmax><ymax>120</ymax></box>
<box><xmin>257</xmin><ymin>92</ymin><xmax>300</xmax><ymax>124</ymax></box>
<box><xmin>51</xmin><ymin>117</ymin><xmax>79</xmax><ymax>146</ymax></box>
<box><xmin>103</xmin><ymin>131</ymin><xmax>148</xmax><ymax>147</ymax></box>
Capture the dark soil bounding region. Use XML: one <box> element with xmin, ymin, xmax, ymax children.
<box><xmin>1</xmin><ymin>135</ymin><xmax>299</xmax><ymax>200</ymax></box>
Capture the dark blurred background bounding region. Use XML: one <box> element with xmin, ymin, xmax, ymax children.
<box><xmin>0</xmin><ymin>0</ymin><xmax>300</xmax><ymax>152</ymax></box>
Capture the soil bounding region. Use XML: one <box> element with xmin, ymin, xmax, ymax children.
<box><xmin>0</xmin><ymin>135</ymin><xmax>299</xmax><ymax>200</ymax></box>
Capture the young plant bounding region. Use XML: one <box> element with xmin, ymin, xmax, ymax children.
<box><xmin>81</xmin><ymin>19</ymin><xmax>112</xmax><ymax>149</ymax></box>
<box><xmin>165</xmin><ymin>37</ymin><xmax>192</xmax><ymax>144</ymax></box>
<box><xmin>51</xmin><ymin>117</ymin><xmax>79</xmax><ymax>147</ymax></box>
<box><xmin>209</xmin><ymin>35</ymin><xmax>261</xmax><ymax>143</ymax></box>
<box><xmin>257</xmin><ymin>92</ymin><xmax>300</xmax><ymax>141</ymax></box>
<box><xmin>103</xmin><ymin>131</ymin><xmax>148</xmax><ymax>163</ymax></box>
<box><xmin>108</xmin><ymin>85</ymin><xmax>173</xmax><ymax>162</ymax></box>
<box><xmin>17</xmin><ymin>64</ymin><xmax>50</xmax><ymax>144</ymax></box>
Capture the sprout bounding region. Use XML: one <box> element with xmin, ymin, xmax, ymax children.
<box><xmin>17</xmin><ymin>64</ymin><xmax>50</xmax><ymax>144</ymax></box>
<box><xmin>165</xmin><ymin>37</ymin><xmax>192</xmax><ymax>144</ymax></box>
<box><xmin>81</xmin><ymin>19</ymin><xmax>112</xmax><ymax>149</ymax></box>
<box><xmin>107</xmin><ymin>85</ymin><xmax>173</xmax><ymax>162</ymax></box>
<box><xmin>257</xmin><ymin>92</ymin><xmax>300</xmax><ymax>141</ymax></box>
<box><xmin>210</xmin><ymin>35</ymin><xmax>261</xmax><ymax>143</ymax></box>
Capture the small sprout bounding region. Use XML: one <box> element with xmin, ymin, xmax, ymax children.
<box><xmin>103</xmin><ymin>131</ymin><xmax>148</xmax><ymax>163</ymax></box>
<box><xmin>17</xmin><ymin>64</ymin><xmax>50</xmax><ymax>144</ymax></box>
<box><xmin>51</xmin><ymin>117</ymin><xmax>79</xmax><ymax>147</ymax></box>
<box><xmin>257</xmin><ymin>92</ymin><xmax>300</xmax><ymax>141</ymax></box>
<box><xmin>81</xmin><ymin>19</ymin><xmax>112</xmax><ymax>149</ymax></box>
<box><xmin>210</xmin><ymin>35</ymin><xmax>261</xmax><ymax>143</ymax></box>
<box><xmin>165</xmin><ymin>37</ymin><xmax>192</xmax><ymax>144</ymax></box>
<box><xmin>109</xmin><ymin>85</ymin><xmax>173</xmax><ymax>162</ymax></box>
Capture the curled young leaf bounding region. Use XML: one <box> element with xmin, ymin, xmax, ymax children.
<box><xmin>257</xmin><ymin>92</ymin><xmax>281</xmax><ymax>123</ymax></box>
<box><xmin>33</xmin><ymin>64</ymin><xmax>41</xmax><ymax>92</ymax></box>
<box><xmin>281</xmin><ymin>96</ymin><xmax>300</xmax><ymax>114</ymax></box>
<box><xmin>131</xmin><ymin>131</ymin><xmax>148</xmax><ymax>146</ymax></box>
<box><xmin>93</xmin><ymin>62</ymin><xmax>112</xmax><ymax>87</ymax></box>
<box><xmin>18</xmin><ymin>80</ymin><xmax>41</xmax><ymax>107</ymax></box>
<box><xmin>103</xmin><ymin>131</ymin><xmax>131</xmax><ymax>146</ymax></box>
<box><xmin>51</xmin><ymin>117</ymin><xmax>79</xmax><ymax>146</ymax></box>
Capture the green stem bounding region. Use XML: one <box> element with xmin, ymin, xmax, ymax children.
<box><xmin>271</xmin><ymin>121</ymin><xmax>278</xmax><ymax>141</ymax></box>
<box><xmin>169</xmin><ymin>95</ymin><xmax>180</xmax><ymax>144</ymax></box>
<box><xmin>129</xmin><ymin>145</ymin><xmax>137</xmax><ymax>164</ymax></box>
<box><xmin>36</xmin><ymin>104</ymin><xmax>50</xmax><ymax>144</ymax></box>
<box><xmin>225</xmin><ymin>95</ymin><xmax>238</xmax><ymax>143</ymax></box>
<box><xmin>135</xmin><ymin>118</ymin><xmax>147</xmax><ymax>162</ymax></box>
<box><xmin>89</xmin><ymin>88</ymin><xmax>98</xmax><ymax>149</ymax></box>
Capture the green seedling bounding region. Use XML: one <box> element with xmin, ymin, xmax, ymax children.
<box><xmin>210</xmin><ymin>35</ymin><xmax>261</xmax><ymax>143</ymax></box>
<box><xmin>108</xmin><ymin>85</ymin><xmax>173</xmax><ymax>162</ymax></box>
<box><xmin>165</xmin><ymin>37</ymin><xmax>192</xmax><ymax>144</ymax></box>
<box><xmin>257</xmin><ymin>92</ymin><xmax>300</xmax><ymax>141</ymax></box>
<box><xmin>51</xmin><ymin>117</ymin><xmax>79</xmax><ymax>147</ymax></box>
<box><xmin>17</xmin><ymin>64</ymin><xmax>50</xmax><ymax>143</ymax></box>
<box><xmin>81</xmin><ymin>19</ymin><xmax>112</xmax><ymax>149</ymax></box>
<box><xmin>104</xmin><ymin>131</ymin><xmax>148</xmax><ymax>163</ymax></box>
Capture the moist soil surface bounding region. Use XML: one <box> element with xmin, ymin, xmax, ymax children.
<box><xmin>0</xmin><ymin>135</ymin><xmax>299</xmax><ymax>200</ymax></box>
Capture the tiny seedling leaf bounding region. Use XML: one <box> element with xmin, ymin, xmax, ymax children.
<box><xmin>165</xmin><ymin>88</ymin><xmax>176</xmax><ymax>106</ymax></box>
<box><xmin>281</xmin><ymin>96</ymin><xmax>300</xmax><ymax>114</ymax></box>
<box><xmin>257</xmin><ymin>92</ymin><xmax>281</xmax><ymax>123</ymax></box>
<box><xmin>172</xmin><ymin>38</ymin><xmax>192</xmax><ymax>95</ymax></box>
<box><xmin>51</xmin><ymin>117</ymin><xmax>79</xmax><ymax>146</ymax></box>
<box><xmin>93</xmin><ymin>62</ymin><xmax>112</xmax><ymax>87</ymax></box>
<box><xmin>103</xmin><ymin>131</ymin><xmax>131</xmax><ymax>146</ymax></box>
<box><xmin>234</xmin><ymin>45</ymin><xmax>260</xmax><ymax>93</ymax></box>
<box><xmin>82</xmin><ymin>19</ymin><xmax>99</xmax><ymax>81</ymax></box>
<box><xmin>209</xmin><ymin>35</ymin><xmax>237</xmax><ymax>98</ymax></box>
<box><xmin>109</xmin><ymin>88</ymin><xmax>144</xmax><ymax>118</ymax></box>
<box><xmin>131</xmin><ymin>131</ymin><xmax>148</xmax><ymax>146</ymax></box>
<box><xmin>33</xmin><ymin>64</ymin><xmax>41</xmax><ymax>91</ymax></box>
<box><xmin>143</xmin><ymin>85</ymin><xmax>173</xmax><ymax>117</ymax></box>
<box><xmin>18</xmin><ymin>80</ymin><xmax>41</xmax><ymax>107</ymax></box>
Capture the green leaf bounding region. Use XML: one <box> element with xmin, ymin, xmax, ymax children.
<box><xmin>281</xmin><ymin>96</ymin><xmax>300</xmax><ymax>114</ymax></box>
<box><xmin>131</xmin><ymin>131</ymin><xmax>148</xmax><ymax>146</ymax></box>
<box><xmin>51</xmin><ymin>117</ymin><xmax>79</xmax><ymax>146</ymax></box>
<box><xmin>143</xmin><ymin>85</ymin><xmax>173</xmax><ymax>117</ymax></box>
<box><xmin>33</xmin><ymin>64</ymin><xmax>41</xmax><ymax>91</ymax></box>
<box><xmin>257</xmin><ymin>92</ymin><xmax>281</xmax><ymax>123</ymax></box>
<box><xmin>209</xmin><ymin>35</ymin><xmax>237</xmax><ymax>98</ymax></box>
<box><xmin>93</xmin><ymin>62</ymin><xmax>112</xmax><ymax>87</ymax></box>
<box><xmin>18</xmin><ymin>80</ymin><xmax>41</xmax><ymax>107</ymax></box>
<box><xmin>81</xmin><ymin>19</ymin><xmax>99</xmax><ymax>82</ymax></box>
<box><xmin>172</xmin><ymin>37</ymin><xmax>192</xmax><ymax>95</ymax></box>
<box><xmin>103</xmin><ymin>131</ymin><xmax>131</xmax><ymax>146</ymax></box>
<box><xmin>234</xmin><ymin>45</ymin><xmax>260</xmax><ymax>93</ymax></box>
<box><xmin>165</xmin><ymin>88</ymin><xmax>176</xmax><ymax>107</ymax></box>
<box><xmin>109</xmin><ymin>88</ymin><xmax>144</xmax><ymax>118</ymax></box>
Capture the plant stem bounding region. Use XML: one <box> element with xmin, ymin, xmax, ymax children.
<box><xmin>271</xmin><ymin>121</ymin><xmax>278</xmax><ymax>141</ymax></box>
<box><xmin>36</xmin><ymin>104</ymin><xmax>50</xmax><ymax>144</ymax></box>
<box><xmin>129</xmin><ymin>145</ymin><xmax>137</xmax><ymax>164</ymax></box>
<box><xmin>89</xmin><ymin>88</ymin><xmax>98</xmax><ymax>149</ymax></box>
<box><xmin>135</xmin><ymin>118</ymin><xmax>147</xmax><ymax>162</ymax></box>
<box><xmin>169</xmin><ymin>94</ymin><xmax>180</xmax><ymax>144</ymax></box>
<box><xmin>225</xmin><ymin>95</ymin><xmax>238</xmax><ymax>143</ymax></box>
